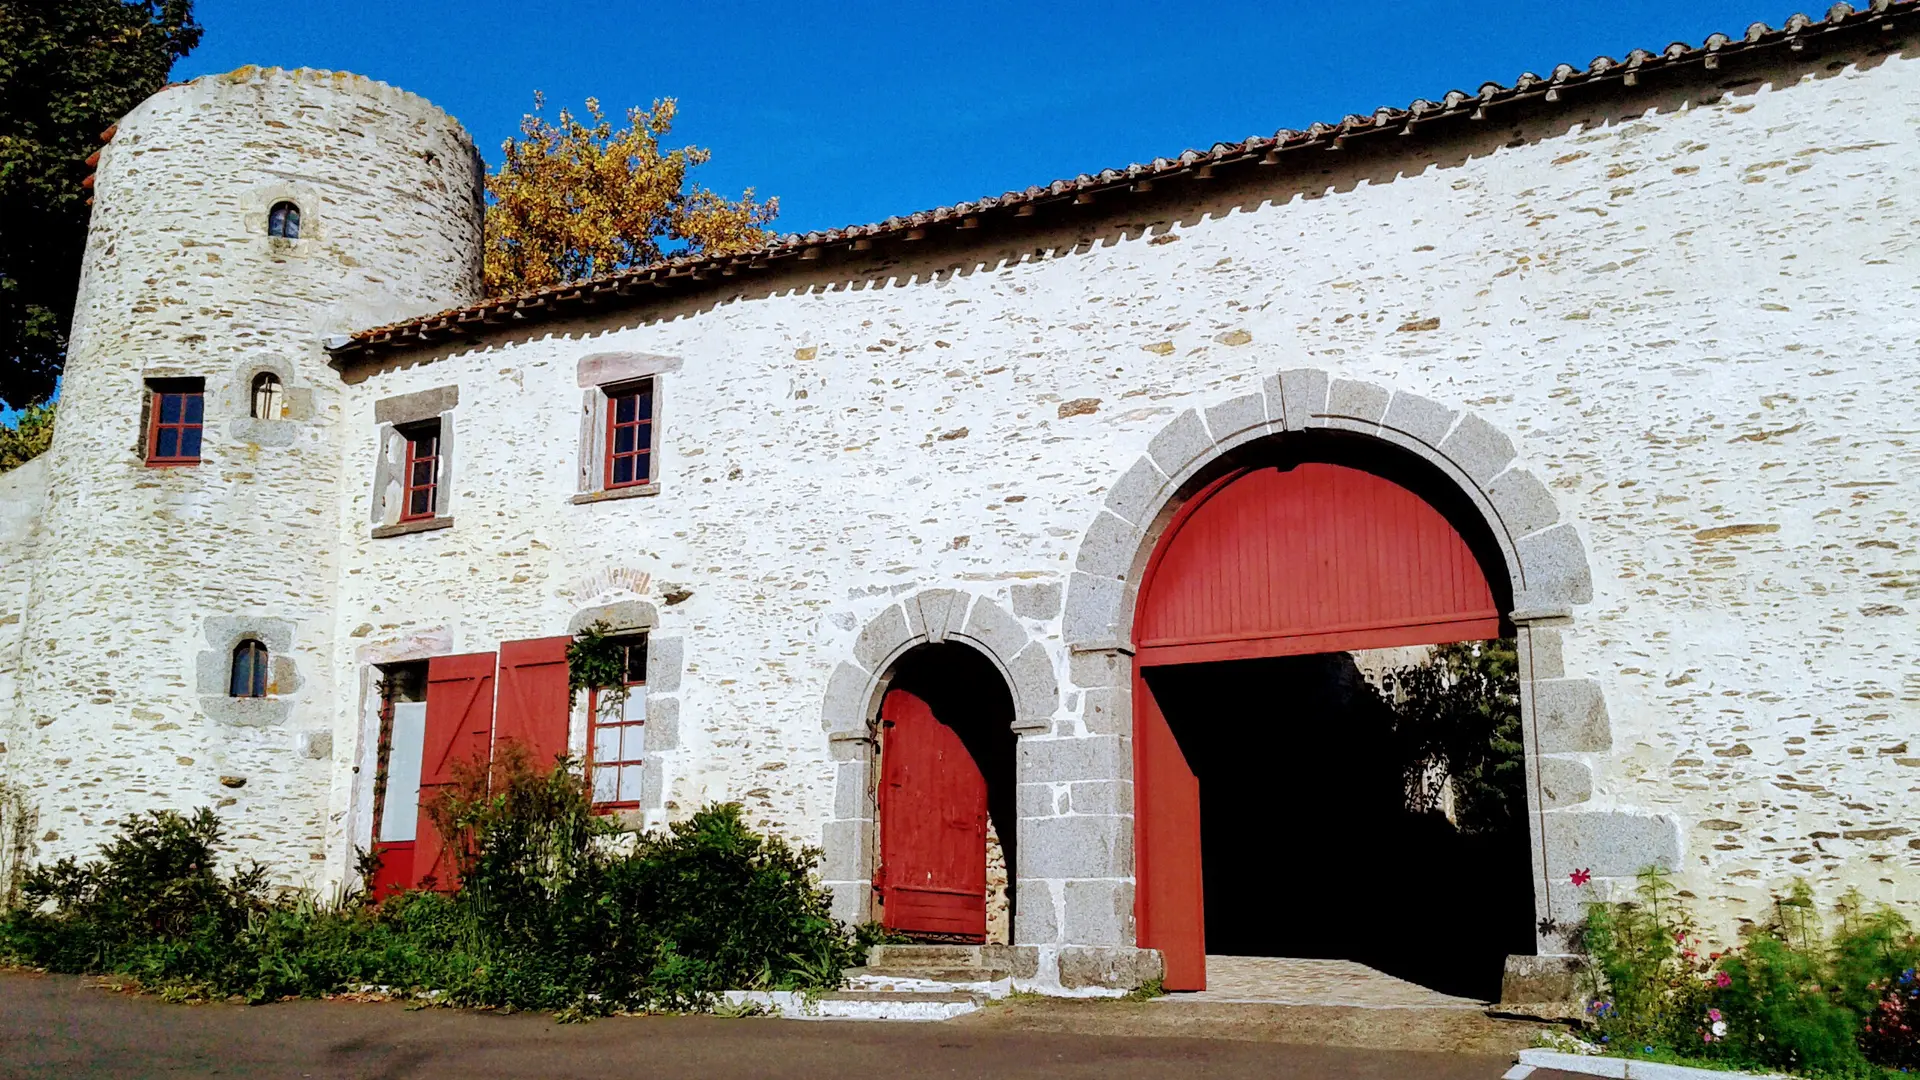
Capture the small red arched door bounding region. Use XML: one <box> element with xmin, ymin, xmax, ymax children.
<box><xmin>877</xmin><ymin>687</ymin><xmax>990</xmax><ymax>941</ymax></box>
<box><xmin>1133</xmin><ymin>462</ymin><xmax>1502</xmax><ymax>990</ymax></box>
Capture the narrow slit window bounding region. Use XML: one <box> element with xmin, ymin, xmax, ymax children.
<box><xmin>400</xmin><ymin>422</ymin><xmax>440</xmax><ymax>522</ymax></box>
<box><xmin>250</xmin><ymin>372</ymin><xmax>284</xmax><ymax>419</ymax></box>
<box><xmin>230</xmin><ymin>639</ymin><xmax>269</xmax><ymax>698</ymax></box>
<box><xmin>146</xmin><ymin>379</ymin><xmax>205</xmax><ymax>466</ymax></box>
<box><xmin>267</xmin><ymin>201</ymin><xmax>301</xmax><ymax>239</ymax></box>
<box><xmin>587</xmin><ymin>636</ymin><xmax>648</xmax><ymax>810</ymax></box>
<box><xmin>604</xmin><ymin>380</ymin><xmax>653</xmax><ymax>489</ymax></box>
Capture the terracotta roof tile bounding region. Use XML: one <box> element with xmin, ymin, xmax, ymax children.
<box><xmin>328</xmin><ymin>1</ymin><xmax>1910</xmax><ymax>357</ymax></box>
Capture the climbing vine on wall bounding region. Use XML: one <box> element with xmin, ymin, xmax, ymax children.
<box><xmin>566</xmin><ymin>620</ymin><xmax>629</xmax><ymax>710</ymax></box>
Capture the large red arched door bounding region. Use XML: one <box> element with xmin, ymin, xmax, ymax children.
<box><xmin>877</xmin><ymin>687</ymin><xmax>990</xmax><ymax>941</ymax></box>
<box><xmin>1133</xmin><ymin>462</ymin><xmax>1502</xmax><ymax>990</ymax></box>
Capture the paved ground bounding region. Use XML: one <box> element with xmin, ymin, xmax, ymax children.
<box><xmin>0</xmin><ymin>972</ymin><xmax>1547</xmax><ymax>1080</ymax></box>
<box><xmin>1174</xmin><ymin>955</ymin><xmax>1486</xmax><ymax>1008</ymax></box>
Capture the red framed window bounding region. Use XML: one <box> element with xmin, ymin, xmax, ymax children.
<box><xmin>400</xmin><ymin>422</ymin><xmax>441</xmax><ymax>522</ymax></box>
<box><xmin>146</xmin><ymin>381</ymin><xmax>204</xmax><ymax>466</ymax></box>
<box><xmin>587</xmin><ymin>636</ymin><xmax>648</xmax><ymax>810</ymax></box>
<box><xmin>604</xmin><ymin>380</ymin><xmax>653</xmax><ymax>490</ymax></box>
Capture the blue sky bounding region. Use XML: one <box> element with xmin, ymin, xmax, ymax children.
<box><xmin>174</xmin><ymin>0</ymin><xmax>1783</xmax><ymax>235</ymax></box>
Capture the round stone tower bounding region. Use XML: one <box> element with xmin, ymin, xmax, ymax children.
<box><xmin>5</xmin><ymin>68</ymin><xmax>484</xmax><ymax>883</ymax></box>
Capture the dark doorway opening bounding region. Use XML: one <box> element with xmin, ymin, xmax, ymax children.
<box><xmin>1142</xmin><ymin>648</ymin><xmax>1533</xmax><ymax>1001</ymax></box>
<box><xmin>879</xmin><ymin>643</ymin><xmax>1019</xmax><ymax>944</ymax></box>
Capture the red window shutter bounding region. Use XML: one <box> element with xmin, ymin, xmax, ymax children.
<box><xmin>415</xmin><ymin>651</ymin><xmax>496</xmax><ymax>892</ymax></box>
<box><xmin>494</xmin><ymin>636</ymin><xmax>573</xmax><ymax>770</ymax></box>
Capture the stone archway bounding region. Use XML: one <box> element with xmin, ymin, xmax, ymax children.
<box><xmin>1062</xmin><ymin>369</ymin><xmax>1680</xmax><ymax>977</ymax></box>
<box><xmin>817</xmin><ymin>590</ymin><xmax>1058</xmax><ymax>931</ymax></box>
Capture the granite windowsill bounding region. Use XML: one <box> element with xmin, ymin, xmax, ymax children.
<box><xmin>571</xmin><ymin>483</ymin><xmax>661</xmax><ymax>505</ymax></box>
<box><xmin>371</xmin><ymin>516</ymin><xmax>453</xmax><ymax>539</ymax></box>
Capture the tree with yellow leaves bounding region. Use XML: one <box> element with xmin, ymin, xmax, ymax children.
<box><xmin>483</xmin><ymin>95</ymin><xmax>778</xmax><ymax>296</ymax></box>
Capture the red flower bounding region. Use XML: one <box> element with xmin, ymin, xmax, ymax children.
<box><xmin>1570</xmin><ymin>868</ymin><xmax>1592</xmax><ymax>886</ymax></box>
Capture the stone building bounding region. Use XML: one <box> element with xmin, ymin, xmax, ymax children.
<box><xmin>3</xmin><ymin>5</ymin><xmax>1919</xmax><ymax>997</ymax></box>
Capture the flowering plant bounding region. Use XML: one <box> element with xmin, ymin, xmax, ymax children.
<box><xmin>1861</xmin><ymin>967</ymin><xmax>1920</xmax><ymax>1070</ymax></box>
<box><xmin>1583</xmin><ymin>874</ymin><xmax>1920</xmax><ymax>1076</ymax></box>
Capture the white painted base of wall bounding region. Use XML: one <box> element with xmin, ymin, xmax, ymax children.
<box><xmin>721</xmin><ymin>989</ymin><xmax>984</xmax><ymax>1022</ymax></box>
<box><xmin>1514</xmin><ymin>1049</ymin><xmax>1793</xmax><ymax>1080</ymax></box>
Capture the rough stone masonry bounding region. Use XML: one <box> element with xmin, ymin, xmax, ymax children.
<box><xmin>2</xmin><ymin>8</ymin><xmax>1918</xmax><ymax>991</ymax></box>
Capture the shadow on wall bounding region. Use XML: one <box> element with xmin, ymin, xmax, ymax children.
<box><xmin>1145</xmin><ymin>651</ymin><xmax>1534</xmax><ymax>1002</ymax></box>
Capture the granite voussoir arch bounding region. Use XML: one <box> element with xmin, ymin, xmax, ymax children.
<box><xmin>1063</xmin><ymin>367</ymin><xmax>1594</xmax><ymax>652</ymax></box>
<box><xmin>823</xmin><ymin>589</ymin><xmax>1059</xmax><ymax>742</ymax></box>
<box><xmin>815</xmin><ymin>589</ymin><xmax>1060</xmax><ymax>927</ymax></box>
<box><xmin>1061</xmin><ymin>367</ymin><xmax>1677</xmax><ymax>956</ymax></box>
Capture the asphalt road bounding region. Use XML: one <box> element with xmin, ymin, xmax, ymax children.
<box><xmin>0</xmin><ymin>973</ymin><xmax>1532</xmax><ymax>1080</ymax></box>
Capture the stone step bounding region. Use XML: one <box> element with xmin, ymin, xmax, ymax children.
<box><xmin>864</xmin><ymin>944</ymin><xmax>1012</xmax><ymax>976</ymax></box>
<box><xmin>849</xmin><ymin>966</ymin><xmax>1007</xmax><ymax>983</ymax></box>
<box><xmin>844</xmin><ymin>970</ymin><xmax>1015</xmax><ymax>997</ymax></box>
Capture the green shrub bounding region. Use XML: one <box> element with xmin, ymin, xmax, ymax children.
<box><xmin>0</xmin><ymin>759</ymin><xmax>862</xmax><ymax>1014</ymax></box>
<box><xmin>1374</xmin><ymin>638</ymin><xmax>1524</xmax><ymax>836</ymax></box>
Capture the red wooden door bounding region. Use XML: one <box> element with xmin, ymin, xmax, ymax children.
<box><xmin>1134</xmin><ymin>667</ymin><xmax>1205</xmax><ymax>989</ymax></box>
<box><xmin>878</xmin><ymin>687</ymin><xmax>989</xmax><ymax>941</ymax></box>
<box><xmin>368</xmin><ymin>842</ymin><xmax>414</xmax><ymax>901</ymax></box>
<box><xmin>494</xmin><ymin>636</ymin><xmax>573</xmax><ymax>770</ymax></box>
<box><xmin>416</xmin><ymin>651</ymin><xmax>496</xmax><ymax>892</ymax></box>
<box><xmin>1136</xmin><ymin>464</ymin><xmax>1500</xmax><ymax>666</ymax></box>
<box><xmin>1133</xmin><ymin>462</ymin><xmax>1502</xmax><ymax>989</ymax></box>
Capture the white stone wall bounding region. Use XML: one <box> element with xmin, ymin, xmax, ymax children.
<box><xmin>0</xmin><ymin>458</ymin><xmax>49</xmax><ymax>792</ymax></box>
<box><xmin>325</xmin><ymin>42</ymin><xmax>1920</xmax><ymax>950</ymax></box>
<box><xmin>5</xmin><ymin>68</ymin><xmax>484</xmax><ymax>882</ymax></box>
<box><xmin>12</xmin><ymin>38</ymin><xmax>1920</xmax><ymax>962</ymax></box>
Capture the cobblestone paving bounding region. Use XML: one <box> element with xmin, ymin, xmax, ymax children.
<box><xmin>1162</xmin><ymin>956</ymin><xmax>1488</xmax><ymax>1008</ymax></box>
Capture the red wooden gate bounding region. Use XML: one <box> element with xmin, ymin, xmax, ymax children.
<box><xmin>493</xmin><ymin>636</ymin><xmax>573</xmax><ymax>769</ymax></box>
<box><xmin>416</xmin><ymin>651</ymin><xmax>496</xmax><ymax>892</ymax></box>
<box><xmin>877</xmin><ymin>687</ymin><xmax>989</xmax><ymax>941</ymax></box>
<box><xmin>1133</xmin><ymin>462</ymin><xmax>1501</xmax><ymax>989</ymax></box>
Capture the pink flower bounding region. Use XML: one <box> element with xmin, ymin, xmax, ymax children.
<box><xmin>1715</xmin><ymin>972</ymin><xmax>1732</xmax><ymax>989</ymax></box>
<box><xmin>1570</xmin><ymin>868</ymin><xmax>1592</xmax><ymax>886</ymax></box>
<box><xmin>1708</xmin><ymin>1008</ymin><xmax>1723</xmax><ymax>1022</ymax></box>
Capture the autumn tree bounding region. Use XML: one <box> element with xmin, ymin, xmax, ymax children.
<box><xmin>0</xmin><ymin>400</ymin><xmax>53</xmax><ymax>473</ymax></box>
<box><xmin>0</xmin><ymin>0</ymin><xmax>202</xmax><ymax>408</ymax></box>
<box><xmin>484</xmin><ymin>96</ymin><xmax>777</xmax><ymax>296</ymax></box>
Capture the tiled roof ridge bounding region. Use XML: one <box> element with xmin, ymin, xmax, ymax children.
<box><xmin>328</xmin><ymin>1</ymin><xmax>1908</xmax><ymax>357</ymax></box>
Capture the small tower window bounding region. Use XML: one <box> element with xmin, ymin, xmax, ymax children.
<box><xmin>230</xmin><ymin>639</ymin><xmax>269</xmax><ymax>698</ymax></box>
<box><xmin>267</xmin><ymin>201</ymin><xmax>301</xmax><ymax>239</ymax></box>
<box><xmin>250</xmin><ymin>372</ymin><xmax>284</xmax><ymax>419</ymax></box>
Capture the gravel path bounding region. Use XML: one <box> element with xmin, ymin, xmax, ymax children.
<box><xmin>0</xmin><ymin>971</ymin><xmax>1547</xmax><ymax>1079</ymax></box>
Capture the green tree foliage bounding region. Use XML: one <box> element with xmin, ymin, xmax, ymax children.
<box><xmin>1376</xmin><ymin>638</ymin><xmax>1524</xmax><ymax>835</ymax></box>
<box><xmin>0</xmin><ymin>400</ymin><xmax>53</xmax><ymax>471</ymax></box>
<box><xmin>0</xmin><ymin>0</ymin><xmax>202</xmax><ymax>408</ymax></box>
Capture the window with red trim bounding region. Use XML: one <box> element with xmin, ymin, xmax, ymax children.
<box><xmin>400</xmin><ymin>421</ymin><xmax>441</xmax><ymax>522</ymax></box>
<box><xmin>604</xmin><ymin>380</ymin><xmax>653</xmax><ymax>490</ymax></box>
<box><xmin>146</xmin><ymin>380</ymin><xmax>205</xmax><ymax>466</ymax></box>
<box><xmin>586</xmin><ymin>635</ymin><xmax>648</xmax><ymax>810</ymax></box>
